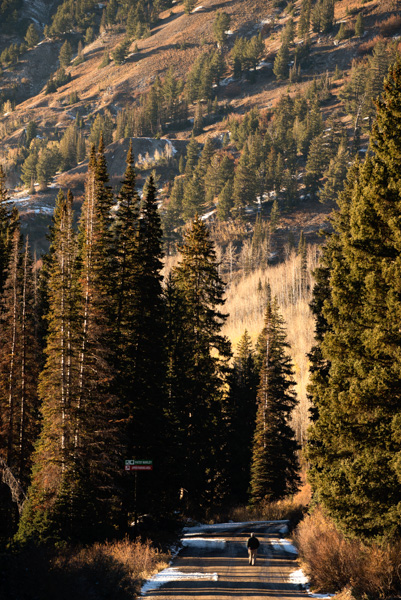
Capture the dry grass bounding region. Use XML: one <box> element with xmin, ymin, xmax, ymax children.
<box><xmin>224</xmin><ymin>480</ymin><xmax>311</xmax><ymax>530</ymax></box>
<box><xmin>377</xmin><ymin>14</ymin><xmax>401</xmax><ymax>37</ymax></box>
<box><xmin>296</xmin><ymin>508</ymin><xmax>401</xmax><ymax>599</ymax></box>
<box><xmin>0</xmin><ymin>538</ymin><xmax>169</xmax><ymax>600</ymax></box>
<box><xmin>222</xmin><ymin>247</ymin><xmax>320</xmax><ymax>445</ymax></box>
<box><xmin>357</xmin><ymin>34</ymin><xmax>385</xmax><ymax>54</ymax></box>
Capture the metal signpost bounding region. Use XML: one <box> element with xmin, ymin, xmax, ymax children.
<box><xmin>125</xmin><ymin>460</ymin><xmax>153</xmax><ymax>533</ymax></box>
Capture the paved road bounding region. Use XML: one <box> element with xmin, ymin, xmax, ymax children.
<box><xmin>142</xmin><ymin>522</ymin><xmax>310</xmax><ymax>600</ymax></box>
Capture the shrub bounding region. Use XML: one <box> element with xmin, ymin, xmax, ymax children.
<box><xmin>0</xmin><ymin>538</ymin><xmax>169</xmax><ymax>600</ymax></box>
<box><xmin>295</xmin><ymin>508</ymin><xmax>401</xmax><ymax>598</ymax></box>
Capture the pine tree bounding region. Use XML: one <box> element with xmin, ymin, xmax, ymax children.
<box><xmin>304</xmin><ymin>134</ymin><xmax>328</xmax><ymax>196</ymax></box>
<box><xmin>298</xmin><ymin>0</ymin><xmax>311</xmax><ymax>37</ymax></box>
<box><xmin>0</xmin><ymin>221</ymin><xmax>40</xmax><ymax>490</ymax></box>
<box><xmin>213</xmin><ymin>11</ymin><xmax>231</xmax><ymax>46</ymax></box>
<box><xmin>226</xmin><ymin>331</ymin><xmax>258</xmax><ymax>504</ymax></box>
<box><xmin>307</xmin><ymin>61</ymin><xmax>401</xmax><ymax>541</ymax></box>
<box><xmin>0</xmin><ymin>166</ymin><xmax>14</xmax><ymax>295</ymax></box>
<box><xmin>185</xmin><ymin>135</ymin><xmax>200</xmax><ymax>176</ymax></box>
<box><xmin>250</xmin><ymin>293</ymin><xmax>300</xmax><ymax>504</ymax></box>
<box><xmin>354</xmin><ymin>13</ymin><xmax>364</xmax><ymax>37</ymax></box>
<box><xmin>25</xmin><ymin>24</ymin><xmax>39</xmax><ymax>48</ymax></box>
<box><xmin>59</xmin><ymin>40</ymin><xmax>72</xmax><ymax>67</ymax></box>
<box><xmin>19</xmin><ymin>149</ymin><xmax>123</xmax><ymax>543</ymax></box>
<box><xmin>16</xmin><ymin>190</ymin><xmax>79</xmax><ymax>542</ymax></box>
<box><xmin>182</xmin><ymin>170</ymin><xmax>205</xmax><ymax>221</ymax></box>
<box><xmin>273</xmin><ymin>42</ymin><xmax>290</xmax><ymax>80</ymax></box>
<box><xmin>122</xmin><ymin>174</ymin><xmax>169</xmax><ymax>515</ymax></box>
<box><xmin>170</xmin><ymin>216</ymin><xmax>231</xmax><ymax>515</ymax></box>
<box><xmin>232</xmin><ymin>142</ymin><xmax>258</xmax><ymax>217</ymax></box>
<box><xmin>319</xmin><ymin>142</ymin><xmax>349</xmax><ymax>204</ymax></box>
<box><xmin>217</xmin><ymin>180</ymin><xmax>233</xmax><ymax>220</ymax></box>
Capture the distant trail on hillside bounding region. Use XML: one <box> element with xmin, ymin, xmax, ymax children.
<box><xmin>140</xmin><ymin>521</ymin><xmax>316</xmax><ymax>600</ymax></box>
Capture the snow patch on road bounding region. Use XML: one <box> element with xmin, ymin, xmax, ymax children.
<box><xmin>290</xmin><ymin>569</ymin><xmax>335</xmax><ymax>598</ymax></box>
<box><xmin>290</xmin><ymin>569</ymin><xmax>308</xmax><ymax>585</ymax></box>
<box><xmin>140</xmin><ymin>567</ymin><xmax>218</xmax><ymax>596</ymax></box>
<box><xmin>183</xmin><ymin>519</ymin><xmax>289</xmax><ymax>534</ymax></box>
<box><xmin>181</xmin><ymin>537</ymin><xmax>226</xmax><ymax>549</ymax></box>
<box><xmin>271</xmin><ymin>538</ymin><xmax>298</xmax><ymax>555</ymax></box>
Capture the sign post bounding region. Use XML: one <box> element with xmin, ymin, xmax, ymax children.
<box><xmin>124</xmin><ymin>460</ymin><xmax>153</xmax><ymax>533</ymax></box>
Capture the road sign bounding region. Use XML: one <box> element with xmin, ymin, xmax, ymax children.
<box><xmin>125</xmin><ymin>460</ymin><xmax>153</xmax><ymax>471</ymax></box>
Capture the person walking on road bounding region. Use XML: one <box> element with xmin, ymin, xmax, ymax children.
<box><xmin>247</xmin><ymin>532</ymin><xmax>260</xmax><ymax>565</ymax></box>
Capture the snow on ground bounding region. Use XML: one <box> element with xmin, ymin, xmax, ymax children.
<box><xmin>181</xmin><ymin>537</ymin><xmax>226</xmax><ymax>549</ymax></box>
<box><xmin>200</xmin><ymin>209</ymin><xmax>216</xmax><ymax>221</ymax></box>
<box><xmin>290</xmin><ymin>569</ymin><xmax>309</xmax><ymax>586</ymax></box>
<box><xmin>182</xmin><ymin>520</ymin><xmax>289</xmax><ymax>534</ymax></box>
<box><xmin>140</xmin><ymin>567</ymin><xmax>218</xmax><ymax>596</ymax></box>
<box><xmin>290</xmin><ymin>569</ymin><xmax>335</xmax><ymax>599</ymax></box>
<box><xmin>32</xmin><ymin>207</ymin><xmax>54</xmax><ymax>214</ymax></box>
<box><xmin>270</xmin><ymin>538</ymin><xmax>298</xmax><ymax>555</ymax></box>
<box><xmin>256</xmin><ymin>61</ymin><xmax>272</xmax><ymax>70</ymax></box>
<box><xmin>220</xmin><ymin>77</ymin><xmax>234</xmax><ymax>86</ymax></box>
<box><xmin>165</xmin><ymin>139</ymin><xmax>177</xmax><ymax>155</ymax></box>
<box><xmin>7</xmin><ymin>195</ymin><xmax>31</xmax><ymax>204</ymax></box>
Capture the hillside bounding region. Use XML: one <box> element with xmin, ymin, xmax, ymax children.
<box><xmin>0</xmin><ymin>0</ymin><xmax>400</xmax><ymax>256</ymax></box>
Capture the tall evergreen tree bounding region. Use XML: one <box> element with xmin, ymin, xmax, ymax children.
<box><xmin>307</xmin><ymin>61</ymin><xmax>401</xmax><ymax>541</ymax></box>
<box><xmin>226</xmin><ymin>331</ymin><xmax>258</xmax><ymax>504</ymax></box>
<box><xmin>125</xmin><ymin>174</ymin><xmax>169</xmax><ymax>514</ymax></box>
<box><xmin>0</xmin><ymin>222</ymin><xmax>40</xmax><ymax>490</ymax></box>
<box><xmin>250</xmin><ymin>292</ymin><xmax>300</xmax><ymax>505</ymax></box>
<box><xmin>0</xmin><ymin>166</ymin><xmax>14</xmax><ymax>295</ymax></box>
<box><xmin>170</xmin><ymin>216</ymin><xmax>231</xmax><ymax>515</ymax></box>
<box><xmin>19</xmin><ymin>151</ymin><xmax>123</xmax><ymax>543</ymax></box>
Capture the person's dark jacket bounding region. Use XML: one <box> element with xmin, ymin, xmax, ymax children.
<box><xmin>247</xmin><ymin>536</ymin><xmax>260</xmax><ymax>550</ymax></box>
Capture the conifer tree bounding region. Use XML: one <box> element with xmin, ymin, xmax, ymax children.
<box><xmin>298</xmin><ymin>0</ymin><xmax>311</xmax><ymax>37</ymax></box>
<box><xmin>250</xmin><ymin>292</ymin><xmax>300</xmax><ymax>504</ymax></box>
<box><xmin>25</xmin><ymin>24</ymin><xmax>39</xmax><ymax>48</ymax></box>
<box><xmin>0</xmin><ymin>166</ymin><xmax>14</xmax><ymax>295</ymax></box>
<box><xmin>213</xmin><ymin>11</ymin><xmax>231</xmax><ymax>46</ymax></box>
<box><xmin>124</xmin><ymin>174</ymin><xmax>169</xmax><ymax>514</ymax></box>
<box><xmin>170</xmin><ymin>216</ymin><xmax>231</xmax><ymax>515</ymax></box>
<box><xmin>217</xmin><ymin>180</ymin><xmax>233</xmax><ymax>220</ymax></box>
<box><xmin>59</xmin><ymin>40</ymin><xmax>72</xmax><ymax>67</ymax></box>
<box><xmin>185</xmin><ymin>135</ymin><xmax>200</xmax><ymax>176</ymax></box>
<box><xmin>273</xmin><ymin>42</ymin><xmax>290</xmax><ymax>80</ymax></box>
<box><xmin>232</xmin><ymin>142</ymin><xmax>258</xmax><ymax>217</ymax></box>
<box><xmin>307</xmin><ymin>61</ymin><xmax>401</xmax><ymax>540</ymax></box>
<box><xmin>226</xmin><ymin>331</ymin><xmax>258</xmax><ymax>504</ymax></box>
<box><xmin>19</xmin><ymin>150</ymin><xmax>123</xmax><ymax>543</ymax></box>
<box><xmin>0</xmin><ymin>221</ymin><xmax>40</xmax><ymax>489</ymax></box>
<box><xmin>182</xmin><ymin>170</ymin><xmax>205</xmax><ymax>221</ymax></box>
<box><xmin>355</xmin><ymin>13</ymin><xmax>365</xmax><ymax>37</ymax></box>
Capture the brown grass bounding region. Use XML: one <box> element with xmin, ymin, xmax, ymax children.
<box><xmin>223</xmin><ymin>481</ymin><xmax>311</xmax><ymax>530</ymax></box>
<box><xmin>357</xmin><ymin>34</ymin><xmax>385</xmax><ymax>54</ymax></box>
<box><xmin>296</xmin><ymin>508</ymin><xmax>401</xmax><ymax>599</ymax></box>
<box><xmin>378</xmin><ymin>14</ymin><xmax>401</xmax><ymax>37</ymax></box>
<box><xmin>0</xmin><ymin>538</ymin><xmax>169</xmax><ymax>600</ymax></box>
